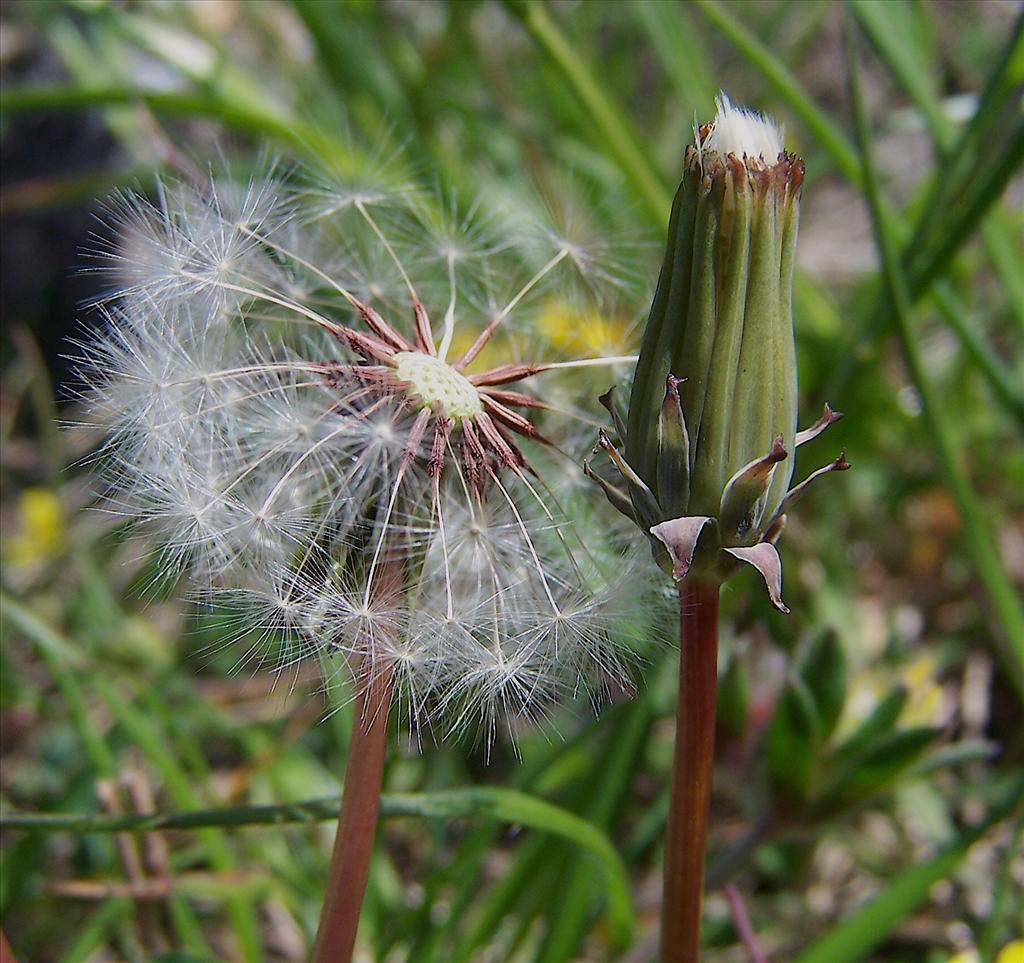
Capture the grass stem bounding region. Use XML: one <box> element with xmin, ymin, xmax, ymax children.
<box><xmin>725</xmin><ymin>884</ymin><xmax>769</xmax><ymax>963</ymax></box>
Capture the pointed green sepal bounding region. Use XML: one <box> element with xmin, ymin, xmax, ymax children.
<box><xmin>718</xmin><ymin>435</ymin><xmax>787</xmax><ymax>544</ymax></box>
<box><xmin>583</xmin><ymin>457</ymin><xmax>638</xmax><ymax>524</ymax></box>
<box><xmin>657</xmin><ymin>374</ymin><xmax>691</xmax><ymax>518</ymax></box>
<box><xmin>598</xmin><ymin>387</ymin><xmax>628</xmax><ymax>443</ymax></box>
<box><xmin>597</xmin><ymin>431</ymin><xmax>662</xmax><ymax>530</ymax></box>
<box><xmin>795</xmin><ymin>403</ymin><xmax>843</xmax><ymax>447</ymax></box>
<box><xmin>779</xmin><ymin>452</ymin><xmax>851</xmax><ymax>514</ymax></box>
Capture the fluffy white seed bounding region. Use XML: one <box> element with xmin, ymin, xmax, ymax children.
<box><xmin>702</xmin><ymin>92</ymin><xmax>784</xmax><ymax>163</ymax></box>
<box><xmin>79</xmin><ymin>162</ymin><xmax>645</xmax><ymax>748</ymax></box>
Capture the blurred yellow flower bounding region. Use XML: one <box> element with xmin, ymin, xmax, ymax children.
<box><xmin>5</xmin><ymin>488</ymin><xmax>65</xmax><ymax>566</ymax></box>
<box><xmin>838</xmin><ymin>649</ymin><xmax>945</xmax><ymax>740</ymax></box>
<box><xmin>536</xmin><ymin>299</ymin><xmax>632</xmax><ymax>357</ymax></box>
<box><xmin>998</xmin><ymin>941</ymin><xmax>1024</xmax><ymax>963</ymax></box>
<box><xmin>900</xmin><ymin>651</ymin><xmax>944</xmax><ymax>727</ymax></box>
<box><xmin>949</xmin><ymin>951</ymin><xmax>978</xmax><ymax>963</ymax></box>
<box><xmin>948</xmin><ymin>941</ymin><xmax>1024</xmax><ymax>963</ymax></box>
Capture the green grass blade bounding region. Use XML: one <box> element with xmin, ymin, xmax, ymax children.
<box><xmin>631</xmin><ymin>1</ymin><xmax>716</xmax><ymax>118</ymax></box>
<box><xmin>983</xmin><ymin>216</ymin><xmax>1024</xmax><ymax>331</ymax></box>
<box><xmin>60</xmin><ymin>899</ymin><xmax>134</xmax><ymax>963</ymax></box>
<box><xmin>79</xmin><ymin>684</ymin><xmax>265</xmax><ymax>961</ymax></box>
<box><xmin>11</xmin><ymin>599</ymin><xmax>214</xmax><ymax>960</ymax></box>
<box><xmin>502</xmin><ymin>0</ymin><xmax>671</xmax><ymax>223</ymax></box>
<box><xmin>535</xmin><ymin>702</ymin><xmax>654</xmax><ymax>962</ymax></box>
<box><xmin>402</xmin><ymin>722</ymin><xmax>603</xmax><ymax>961</ymax></box>
<box><xmin>0</xmin><ymin>593</ymin><xmax>264</xmax><ymax>961</ymax></box>
<box><xmin>448</xmin><ymin>831</ymin><xmax>552</xmax><ymax>963</ymax></box>
<box><xmin>932</xmin><ymin>281</ymin><xmax>1024</xmax><ymax>424</ymax></box>
<box><xmin>1</xmin><ymin>593</ymin><xmax>117</xmax><ymax>778</ymax></box>
<box><xmin>290</xmin><ymin>0</ymin><xmax>407</xmax><ymax>124</ymax></box>
<box><xmin>691</xmin><ymin>0</ymin><xmax>861</xmax><ymax>184</ymax></box>
<box><xmin>1</xmin><ymin>788</ymin><xmax>636</xmax><ymax>948</ymax></box>
<box><xmin>0</xmin><ymin>800</ymin><xmax>340</xmax><ymax>834</ymax></box>
<box><xmin>849</xmin><ymin>0</ymin><xmax>947</xmax><ymax>147</ymax></box>
<box><xmin>843</xmin><ymin>13</ymin><xmax>1024</xmax><ymax>696</ymax></box>
<box><xmin>842</xmin><ymin>10</ymin><xmax>1023</xmax><ymax>355</ymax></box>
<box><xmin>794</xmin><ymin>775</ymin><xmax>1024</xmax><ymax>963</ymax></box>
<box><xmin>911</xmin><ymin>119</ymin><xmax>1024</xmax><ymax>294</ymax></box>
<box><xmin>386</xmin><ymin>788</ymin><xmax>636</xmax><ymax>946</ymax></box>
<box><xmin>0</xmin><ymin>86</ymin><xmax>357</xmax><ymax>169</ymax></box>
<box><xmin>894</xmin><ymin>13</ymin><xmax>1024</xmax><ymax>267</ymax></box>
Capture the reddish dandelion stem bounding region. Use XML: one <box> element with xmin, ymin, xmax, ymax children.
<box><xmin>662</xmin><ymin>578</ymin><xmax>720</xmax><ymax>963</ymax></box>
<box><xmin>312</xmin><ymin>663</ymin><xmax>395</xmax><ymax>963</ymax></box>
<box><xmin>0</xmin><ymin>928</ymin><xmax>17</xmax><ymax>963</ymax></box>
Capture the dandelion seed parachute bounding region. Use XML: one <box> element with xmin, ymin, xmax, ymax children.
<box><xmin>77</xmin><ymin>160</ymin><xmax>645</xmax><ymax>745</ymax></box>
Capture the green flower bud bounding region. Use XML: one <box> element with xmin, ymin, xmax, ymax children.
<box><xmin>593</xmin><ymin>95</ymin><xmax>849</xmax><ymax>609</ymax></box>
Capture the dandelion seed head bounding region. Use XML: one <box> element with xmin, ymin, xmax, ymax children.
<box><xmin>78</xmin><ymin>156</ymin><xmax>647</xmax><ymax>749</ymax></box>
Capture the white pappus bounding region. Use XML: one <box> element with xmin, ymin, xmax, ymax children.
<box><xmin>76</xmin><ymin>157</ymin><xmax>648</xmax><ymax>747</ymax></box>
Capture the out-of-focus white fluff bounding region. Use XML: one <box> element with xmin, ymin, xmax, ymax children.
<box><xmin>702</xmin><ymin>92</ymin><xmax>784</xmax><ymax>162</ymax></box>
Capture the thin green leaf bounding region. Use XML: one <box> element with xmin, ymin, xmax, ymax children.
<box><xmin>766</xmin><ymin>675</ymin><xmax>821</xmax><ymax>802</ymax></box>
<box><xmin>832</xmin><ymin>687</ymin><xmax>908</xmax><ymax>764</ymax></box>
<box><xmin>1</xmin><ymin>592</ymin><xmax>117</xmax><ymax>778</ymax></box>
<box><xmin>906</xmin><ymin>740</ymin><xmax>997</xmax><ymax>778</ymax></box>
<box><xmin>291</xmin><ymin>0</ymin><xmax>408</xmax><ymax>124</ymax></box>
<box><xmin>815</xmin><ymin>727</ymin><xmax>940</xmax><ymax>814</ymax></box>
<box><xmin>844</xmin><ymin>15</ymin><xmax>1024</xmax><ymax>697</ymax></box>
<box><xmin>912</xmin><ymin>119</ymin><xmax>1024</xmax><ymax>295</ymax></box>
<box><xmin>850</xmin><ymin>0</ymin><xmax>946</xmax><ymax>147</ymax></box>
<box><xmin>60</xmin><ymin>899</ymin><xmax>134</xmax><ymax>963</ymax></box>
<box><xmin>801</xmin><ymin>632</ymin><xmax>847</xmax><ymax>744</ymax></box>
<box><xmin>794</xmin><ymin>777</ymin><xmax>1024</xmax><ymax>963</ymax></box>
<box><xmin>631</xmin><ymin>1</ymin><xmax>716</xmax><ymax>119</ymax></box>
<box><xmin>0</xmin><ymin>86</ymin><xmax>360</xmax><ymax>169</ymax></box>
<box><xmin>535</xmin><ymin>702</ymin><xmax>654</xmax><ymax>962</ymax></box>
<box><xmin>501</xmin><ymin>0</ymin><xmax>671</xmax><ymax>223</ymax></box>
<box><xmin>0</xmin><ymin>594</ymin><xmax>263</xmax><ymax>961</ymax></box>
<box><xmin>1</xmin><ymin>789</ymin><xmax>636</xmax><ymax>947</ymax></box>
<box><xmin>931</xmin><ymin>282</ymin><xmax>1024</xmax><ymax>425</ymax></box>
<box><xmin>894</xmin><ymin>13</ymin><xmax>1024</xmax><ymax>273</ymax></box>
<box><xmin>983</xmin><ymin>216</ymin><xmax>1024</xmax><ymax>331</ymax></box>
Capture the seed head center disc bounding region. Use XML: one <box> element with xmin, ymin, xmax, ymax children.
<box><xmin>394</xmin><ymin>351</ymin><xmax>483</xmax><ymax>419</ymax></box>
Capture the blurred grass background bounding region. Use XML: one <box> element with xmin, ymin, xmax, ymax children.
<box><xmin>1</xmin><ymin>1</ymin><xmax>1022</xmax><ymax>961</ymax></box>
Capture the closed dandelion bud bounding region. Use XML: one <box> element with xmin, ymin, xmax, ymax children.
<box><xmin>596</xmin><ymin>94</ymin><xmax>849</xmax><ymax>610</ymax></box>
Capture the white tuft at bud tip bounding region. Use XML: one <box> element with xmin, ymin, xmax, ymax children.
<box><xmin>701</xmin><ymin>92</ymin><xmax>784</xmax><ymax>163</ymax></box>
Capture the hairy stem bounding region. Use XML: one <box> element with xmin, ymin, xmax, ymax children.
<box><xmin>662</xmin><ymin>578</ymin><xmax>720</xmax><ymax>963</ymax></box>
<box><xmin>312</xmin><ymin>664</ymin><xmax>395</xmax><ymax>963</ymax></box>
